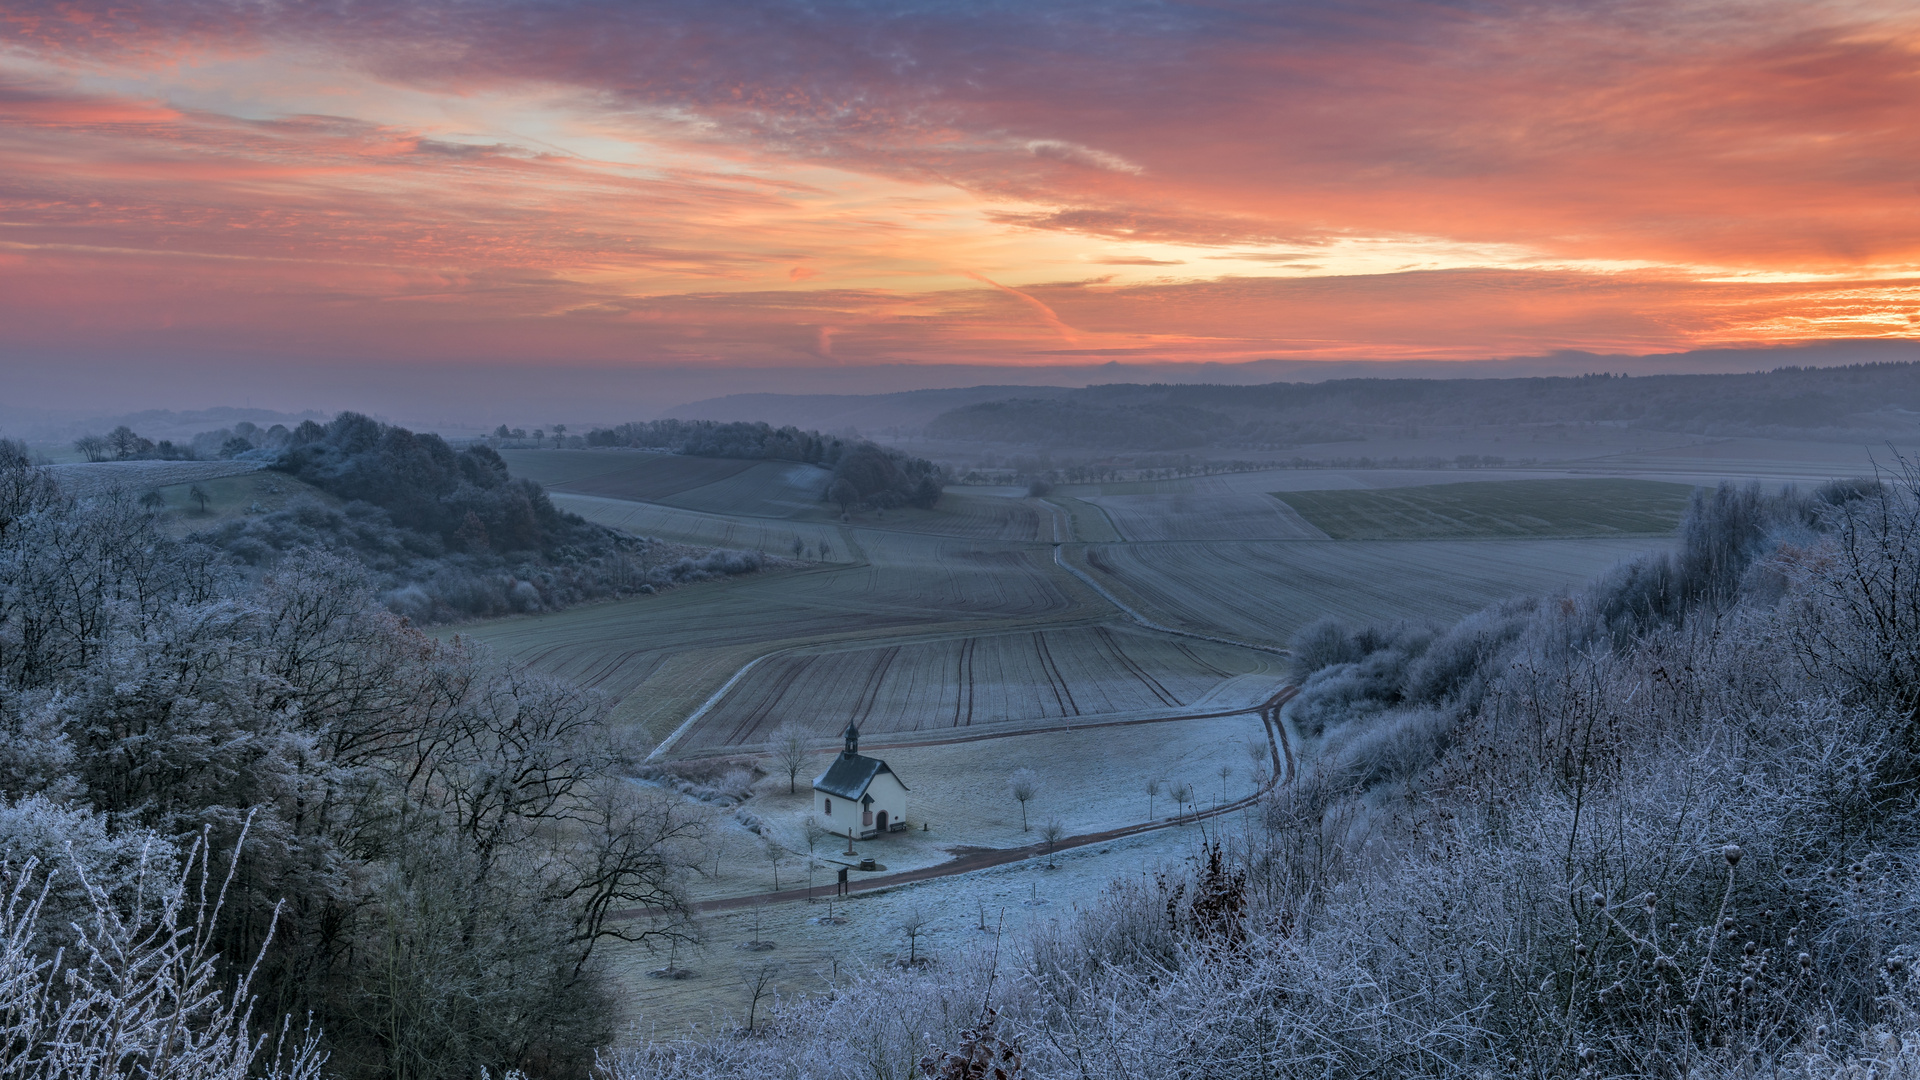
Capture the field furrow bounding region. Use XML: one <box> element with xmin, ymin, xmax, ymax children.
<box><xmin>1075</xmin><ymin>538</ymin><xmax>1670</xmax><ymax>646</ymax></box>
<box><xmin>676</xmin><ymin>625</ymin><xmax>1282</xmax><ymax>751</ymax></box>
<box><xmin>1087</xmin><ymin>491</ymin><xmax>1329</xmax><ymax>541</ymax></box>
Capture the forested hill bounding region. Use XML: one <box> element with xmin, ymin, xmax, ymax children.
<box><xmin>198</xmin><ymin>412</ymin><xmax>768</xmax><ymax>622</ymax></box>
<box><xmin>586</xmin><ymin>418</ymin><xmax>945</xmax><ymax>509</ymax></box>
<box><xmin>925</xmin><ymin>362</ymin><xmax>1920</xmax><ymax>449</ymax></box>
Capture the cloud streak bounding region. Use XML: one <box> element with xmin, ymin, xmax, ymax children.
<box><xmin>0</xmin><ymin>0</ymin><xmax>1915</xmax><ymax>395</ymax></box>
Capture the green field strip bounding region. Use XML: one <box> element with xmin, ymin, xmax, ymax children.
<box><xmin>1046</xmin><ymin>496</ymin><xmax>1123</xmax><ymax>542</ymax></box>
<box><xmin>1272</xmin><ymin>478</ymin><xmax>1694</xmax><ymax>540</ymax></box>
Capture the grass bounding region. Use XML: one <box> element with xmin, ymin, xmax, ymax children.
<box><xmin>147</xmin><ymin>471</ymin><xmax>337</xmax><ymax>533</ymax></box>
<box><xmin>1273</xmin><ymin>478</ymin><xmax>1695</xmax><ymax>539</ymax></box>
<box><xmin>841</xmin><ymin>491</ymin><xmax>1050</xmax><ymax>542</ymax></box>
<box><xmin>1046</xmin><ymin>496</ymin><xmax>1123</xmax><ymax>543</ymax></box>
<box><xmin>1071</xmin><ymin>537</ymin><xmax>1670</xmax><ymax>647</ymax></box>
<box><xmin>499</xmin><ymin>448</ymin><xmax>756</xmax><ymax>501</ymax></box>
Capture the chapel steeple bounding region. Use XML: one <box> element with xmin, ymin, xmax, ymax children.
<box><xmin>843</xmin><ymin>720</ymin><xmax>861</xmax><ymax>757</ymax></box>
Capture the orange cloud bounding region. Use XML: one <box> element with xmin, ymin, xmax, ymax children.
<box><xmin>0</xmin><ymin>0</ymin><xmax>1915</xmax><ymax>388</ymax></box>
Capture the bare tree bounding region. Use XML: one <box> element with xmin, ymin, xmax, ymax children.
<box><xmin>551</xmin><ymin>780</ymin><xmax>710</xmax><ymax>975</ymax></box>
<box><xmin>1170</xmin><ymin>782</ymin><xmax>1194</xmax><ymax>821</ymax></box>
<box><xmin>138</xmin><ymin>490</ymin><xmax>165</xmax><ymax>512</ymax></box>
<box><xmin>106</xmin><ymin>425</ymin><xmax>144</xmax><ymax>460</ymax></box>
<box><xmin>1040</xmin><ymin>818</ymin><xmax>1065</xmax><ymax>868</ymax></box>
<box><xmin>763</xmin><ymin>837</ymin><xmax>785</xmax><ymax>891</ymax></box>
<box><xmin>897</xmin><ymin>905</ymin><xmax>932</xmax><ymax>966</ymax></box>
<box><xmin>803</xmin><ymin>817</ymin><xmax>829</xmax><ymax>901</ymax></box>
<box><xmin>1217</xmin><ymin>763</ymin><xmax>1233</xmax><ymax>803</ymax></box>
<box><xmin>1244</xmin><ymin>736</ymin><xmax>1269</xmax><ymax>772</ymax></box>
<box><xmin>738</xmin><ymin>961</ymin><xmax>781</xmax><ymax>1033</ymax></box>
<box><xmin>72</xmin><ymin>434</ymin><xmax>108</xmax><ymax>462</ymax></box>
<box><xmin>187</xmin><ymin>484</ymin><xmax>211</xmax><ymax>514</ymax></box>
<box><xmin>1146</xmin><ymin>776</ymin><xmax>1163</xmax><ymax>821</ymax></box>
<box><xmin>1009</xmin><ymin>767</ymin><xmax>1039</xmax><ymax>831</ymax></box>
<box><xmin>769</xmin><ymin>720</ymin><xmax>812</xmax><ymax>794</ymax></box>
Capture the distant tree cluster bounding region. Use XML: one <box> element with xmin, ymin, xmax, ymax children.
<box><xmin>188</xmin><ymin>412</ymin><xmax>767</xmax><ymax>622</ymax></box>
<box><xmin>71</xmin><ymin>419</ymin><xmax>315</xmax><ymax>463</ymax></box>
<box><xmin>587</xmin><ymin>418</ymin><xmax>945</xmax><ymax>509</ymax></box>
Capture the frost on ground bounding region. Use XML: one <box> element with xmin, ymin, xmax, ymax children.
<box><xmin>47</xmin><ymin>459</ymin><xmax>263</xmax><ymax>498</ymax></box>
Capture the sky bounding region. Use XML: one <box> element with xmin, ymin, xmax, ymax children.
<box><xmin>2</xmin><ymin>0</ymin><xmax>1919</xmax><ymax>417</ymax></box>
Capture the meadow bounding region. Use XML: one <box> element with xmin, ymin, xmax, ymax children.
<box><xmin>1273</xmin><ymin>477</ymin><xmax>1695</xmax><ymax>538</ymax></box>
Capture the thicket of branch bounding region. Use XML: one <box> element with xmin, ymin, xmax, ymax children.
<box><xmin>0</xmin><ymin>446</ymin><xmax>709</xmax><ymax>1079</ymax></box>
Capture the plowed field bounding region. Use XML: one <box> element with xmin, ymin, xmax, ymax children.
<box><xmin>658</xmin><ymin>461</ymin><xmax>832</xmax><ymax>518</ymax></box>
<box><xmin>552</xmin><ymin>493</ymin><xmax>850</xmax><ymax>557</ymax></box>
<box><xmin>1074</xmin><ymin>537</ymin><xmax>1668</xmax><ymax>645</ymax></box>
<box><xmin>1087</xmin><ymin>492</ymin><xmax>1327</xmax><ymax>541</ymax></box>
<box><xmin>1275</xmin><ymin>478</ymin><xmax>1693</xmax><ymax>539</ymax></box>
<box><xmin>679</xmin><ymin>625</ymin><xmax>1282</xmax><ymax>750</ymax></box>
<box><xmin>458</xmin><ymin>525</ymin><xmax>1102</xmax><ymax>742</ymax></box>
<box><xmin>846</xmin><ymin>492</ymin><xmax>1050</xmax><ymax>541</ymax></box>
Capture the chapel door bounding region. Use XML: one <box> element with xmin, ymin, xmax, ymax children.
<box><xmin>876</xmin><ymin>811</ymin><xmax>889</xmax><ymax>832</ymax></box>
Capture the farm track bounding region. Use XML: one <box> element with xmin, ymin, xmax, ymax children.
<box><xmin>665</xmin><ymin>684</ymin><xmax>1302</xmax><ymax>915</ymax></box>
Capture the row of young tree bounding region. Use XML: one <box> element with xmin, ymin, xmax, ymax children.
<box><xmin>0</xmin><ymin>441</ymin><xmax>714</xmax><ymax>1079</ymax></box>
<box><xmin>586</xmin><ymin>419</ymin><xmax>944</xmax><ymax>510</ymax></box>
<box><xmin>625</xmin><ymin>466</ymin><xmax>1920</xmax><ymax>1079</ymax></box>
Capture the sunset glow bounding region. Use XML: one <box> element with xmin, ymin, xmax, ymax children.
<box><xmin>3</xmin><ymin>0</ymin><xmax>1918</xmax><ymax>388</ymax></box>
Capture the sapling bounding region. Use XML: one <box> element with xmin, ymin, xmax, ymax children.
<box><xmin>1009</xmin><ymin>768</ymin><xmax>1039</xmax><ymax>831</ymax></box>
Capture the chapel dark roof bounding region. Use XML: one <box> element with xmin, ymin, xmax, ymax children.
<box><xmin>813</xmin><ymin>752</ymin><xmax>909</xmax><ymax>800</ymax></box>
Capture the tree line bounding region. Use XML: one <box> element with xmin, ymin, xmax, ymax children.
<box><xmin>586</xmin><ymin>418</ymin><xmax>945</xmax><ymax>510</ymax></box>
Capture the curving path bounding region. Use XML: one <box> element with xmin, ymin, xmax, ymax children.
<box><xmin>643</xmin><ymin>683</ymin><xmax>1300</xmax><ymax>917</ymax></box>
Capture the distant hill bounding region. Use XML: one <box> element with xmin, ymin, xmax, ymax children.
<box><xmin>923</xmin><ymin>363</ymin><xmax>1920</xmax><ymax>450</ymax></box>
<box><xmin>654</xmin><ymin>341</ymin><xmax>1920</xmax><ymax>444</ymax></box>
<box><xmin>658</xmin><ymin>385</ymin><xmax>1076</xmax><ymax>435</ymax></box>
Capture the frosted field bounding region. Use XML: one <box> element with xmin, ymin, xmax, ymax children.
<box><xmin>1073</xmin><ymin>537</ymin><xmax>1670</xmax><ymax>646</ymax></box>
<box><xmin>612</xmin><ymin>713</ymin><xmax>1274</xmax><ymax>1033</ymax></box>
<box><xmin>1085</xmin><ymin>491</ymin><xmax>1327</xmax><ymax>541</ymax></box>
<box><xmin>458</xmin><ymin>520</ymin><xmax>1103</xmax><ymax>744</ymax></box>
<box><xmin>48</xmin><ymin>459</ymin><xmax>262</xmax><ymax>498</ymax></box>
<box><xmin>552</xmin><ymin>493</ymin><xmax>853</xmax><ymax>559</ymax></box>
<box><xmin>658</xmin><ymin>461</ymin><xmax>832</xmax><ymax>518</ymax></box>
<box><xmin>679</xmin><ymin>625</ymin><xmax>1284</xmax><ymax>750</ymax></box>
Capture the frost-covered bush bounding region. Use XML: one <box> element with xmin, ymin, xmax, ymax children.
<box><xmin>0</xmin><ymin>794</ymin><xmax>175</xmax><ymax>952</ymax></box>
<box><xmin>0</xmin><ymin>834</ymin><xmax>325</xmax><ymax>1080</ymax></box>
